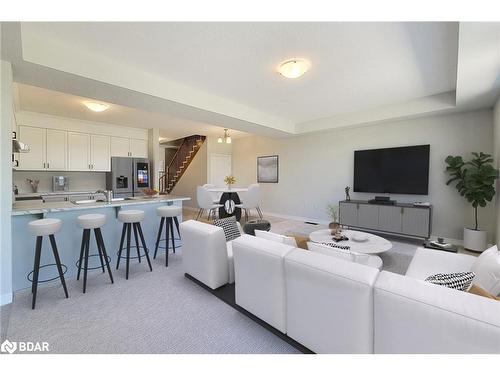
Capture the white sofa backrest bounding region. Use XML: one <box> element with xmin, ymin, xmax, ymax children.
<box><xmin>374</xmin><ymin>270</ymin><xmax>500</xmax><ymax>354</ymax></box>
<box><xmin>284</xmin><ymin>249</ymin><xmax>379</xmax><ymax>354</ymax></box>
<box><xmin>180</xmin><ymin>220</ymin><xmax>229</xmax><ymax>289</ymax></box>
<box><xmin>232</xmin><ymin>234</ymin><xmax>295</xmax><ymax>333</ymax></box>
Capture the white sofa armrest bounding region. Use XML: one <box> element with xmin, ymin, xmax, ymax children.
<box><xmin>374</xmin><ymin>271</ymin><xmax>500</xmax><ymax>353</ymax></box>
<box><xmin>284</xmin><ymin>249</ymin><xmax>379</xmax><ymax>353</ymax></box>
<box><xmin>180</xmin><ymin>220</ymin><xmax>229</xmax><ymax>289</ymax></box>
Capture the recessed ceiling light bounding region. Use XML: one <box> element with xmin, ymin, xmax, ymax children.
<box><xmin>84</xmin><ymin>101</ymin><xmax>109</xmax><ymax>112</ymax></box>
<box><xmin>277</xmin><ymin>58</ymin><xmax>311</xmax><ymax>79</ymax></box>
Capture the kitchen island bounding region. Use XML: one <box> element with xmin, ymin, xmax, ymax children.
<box><xmin>11</xmin><ymin>195</ymin><xmax>190</xmax><ymax>291</ymax></box>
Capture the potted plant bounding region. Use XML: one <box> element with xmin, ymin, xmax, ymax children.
<box><xmin>326</xmin><ymin>204</ymin><xmax>340</xmax><ymax>234</ymax></box>
<box><xmin>445</xmin><ymin>152</ymin><xmax>499</xmax><ymax>252</ymax></box>
<box><xmin>224</xmin><ymin>175</ymin><xmax>236</xmax><ymax>190</ymax></box>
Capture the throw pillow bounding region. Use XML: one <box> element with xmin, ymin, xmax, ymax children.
<box><xmin>468</xmin><ymin>284</ymin><xmax>500</xmax><ymax>301</ymax></box>
<box><xmin>425</xmin><ymin>272</ymin><xmax>475</xmax><ymax>291</ymax></box>
<box><xmin>470</xmin><ymin>245</ymin><xmax>500</xmax><ymax>296</ymax></box>
<box><xmin>213</xmin><ymin>216</ymin><xmax>241</xmax><ymax>242</ymax></box>
<box><xmin>254</xmin><ymin>230</ymin><xmax>298</xmax><ymax>247</ymax></box>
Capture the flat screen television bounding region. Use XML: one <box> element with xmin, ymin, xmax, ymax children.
<box><xmin>353</xmin><ymin>145</ymin><xmax>430</xmax><ymax>195</ymax></box>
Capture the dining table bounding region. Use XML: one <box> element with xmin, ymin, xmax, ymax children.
<box><xmin>208</xmin><ymin>187</ymin><xmax>248</xmax><ymax>221</ymax></box>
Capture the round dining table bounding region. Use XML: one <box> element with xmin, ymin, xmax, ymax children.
<box><xmin>208</xmin><ymin>187</ymin><xmax>248</xmax><ymax>221</ymax></box>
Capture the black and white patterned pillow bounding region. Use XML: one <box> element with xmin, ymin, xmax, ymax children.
<box><xmin>213</xmin><ymin>216</ymin><xmax>241</xmax><ymax>242</ymax></box>
<box><xmin>425</xmin><ymin>272</ymin><xmax>475</xmax><ymax>291</ymax></box>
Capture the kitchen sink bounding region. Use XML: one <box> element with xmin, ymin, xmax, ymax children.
<box><xmin>72</xmin><ymin>199</ymin><xmax>105</xmax><ymax>205</ymax></box>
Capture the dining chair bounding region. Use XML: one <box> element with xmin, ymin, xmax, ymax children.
<box><xmin>196</xmin><ymin>186</ymin><xmax>223</xmax><ymax>221</ymax></box>
<box><xmin>236</xmin><ymin>183</ymin><xmax>263</xmax><ymax>221</ymax></box>
<box><xmin>202</xmin><ymin>183</ymin><xmax>221</xmax><ymax>204</ymax></box>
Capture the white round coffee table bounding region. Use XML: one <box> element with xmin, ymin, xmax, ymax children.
<box><xmin>309</xmin><ymin>229</ymin><xmax>392</xmax><ymax>254</ymax></box>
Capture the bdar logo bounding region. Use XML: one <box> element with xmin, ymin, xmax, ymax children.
<box><xmin>1</xmin><ymin>339</ymin><xmax>17</xmax><ymax>354</ymax></box>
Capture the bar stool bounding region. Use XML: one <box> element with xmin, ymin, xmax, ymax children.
<box><xmin>116</xmin><ymin>210</ymin><xmax>153</xmax><ymax>279</ymax></box>
<box><xmin>76</xmin><ymin>214</ymin><xmax>114</xmax><ymax>293</ymax></box>
<box><xmin>27</xmin><ymin>218</ymin><xmax>69</xmax><ymax>309</ymax></box>
<box><xmin>154</xmin><ymin>205</ymin><xmax>182</xmax><ymax>267</ymax></box>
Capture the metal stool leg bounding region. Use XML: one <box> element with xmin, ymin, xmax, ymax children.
<box><xmin>116</xmin><ymin>224</ymin><xmax>126</xmax><ymax>270</ymax></box>
<box><xmin>96</xmin><ymin>228</ymin><xmax>114</xmax><ymax>284</ymax></box>
<box><xmin>82</xmin><ymin>229</ymin><xmax>90</xmax><ymax>293</ymax></box>
<box><xmin>77</xmin><ymin>230</ymin><xmax>87</xmax><ymax>280</ymax></box>
<box><xmin>173</xmin><ymin>216</ymin><xmax>181</xmax><ymax>239</ymax></box>
<box><xmin>165</xmin><ymin>218</ymin><xmax>170</xmax><ymax>267</ymax></box>
<box><xmin>154</xmin><ymin>217</ymin><xmax>165</xmax><ymax>259</ymax></box>
<box><xmin>125</xmin><ymin>223</ymin><xmax>131</xmax><ymax>280</ymax></box>
<box><xmin>133</xmin><ymin>223</ymin><xmax>141</xmax><ymax>263</ymax></box>
<box><xmin>169</xmin><ymin>218</ymin><xmax>176</xmax><ymax>254</ymax></box>
<box><xmin>49</xmin><ymin>234</ymin><xmax>69</xmax><ymax>298</ymax></box>
<box><xmin>31</xmin><ymin>236</ymin><xmax>43</xmax><ymax>309</ymax></box>
<box><xmin>93</xmin><ymin>229</ymin><xmax>105</xmax><ymax>273</ymax></box>
<box><xmin>136</xmin><ymin>223</ymin><xmax>152</xmax><ymax>271</ymax></box>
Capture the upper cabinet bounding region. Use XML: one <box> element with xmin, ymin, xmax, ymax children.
<box><xmin>111</xmin><ymin>136</ymin><xmax>148</xmax><ymax>158</ymax></box>
<box><xmin>18</xmin><ymin>126</ymin><xmax>67</xmax><ymax>171</ymax></box>
<box><xmin>15</xmin><ymin>113</ymin><xmax>149</xmax><ymax>172</ymax></box>
<box><xmin>68</xmin><ymin>132</ymin><xmax>91</xmax><ymax>171</ymax></box>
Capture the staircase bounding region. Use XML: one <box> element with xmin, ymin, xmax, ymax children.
<box><xmin>159</xmin><ymin>135</ymin><xmax>206</xmax><ymax>194</ymax></box>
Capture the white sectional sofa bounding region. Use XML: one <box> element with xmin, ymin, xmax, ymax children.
<box><xmin>181</xmin><ymin>221</ymin><xmax>500</xmax><ymax>353</ymax></box>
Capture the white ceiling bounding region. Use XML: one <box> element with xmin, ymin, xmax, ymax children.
<box><xmin>14</xmin><ymin>83</ymin><xmax>248</xmax><ymax>141</ymax></box>
<box><xmin>20</xmin><ymin>22</ymin><xmax>459</xmax><ymax>124</ymax></box>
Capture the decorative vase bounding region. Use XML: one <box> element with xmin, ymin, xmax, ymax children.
<box><xmin>463</xmin><ymin>227</ymin><xmax>487</xmax><ymax>252</ymax></box>
<box><xmin>227</xmin><ymin>184</ymin><xmax>232</xmax><ymax>191</ymax></box>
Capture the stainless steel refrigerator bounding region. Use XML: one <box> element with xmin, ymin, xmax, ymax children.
<box><xmin>106</xmin><ymin>157</ymin><xmax>150</xmax><ymax>198</ymax></box>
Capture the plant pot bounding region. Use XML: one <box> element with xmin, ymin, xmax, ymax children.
<box><xmin>463</xmin><ymin>227</ymin><xmax>487</xmax><ymax>252</ymax></box>
<box><xmin>329</xmin><ymin>222</ymin><xmax>340</xmax><ymax>235</ymax></box>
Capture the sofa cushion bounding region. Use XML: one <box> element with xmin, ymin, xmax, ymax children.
<box><xmin>405</xmin><ymin>247</ymin><xmax>476</xmax><ymax>280</ymax></box>
<box><xmin>226</xmin><ymin>241</ymin><xmax>235</xmax><ymax>284</ymax></box>
<box><xmin>255</xmin><ymin>229</ymin><xmax>297</xmax><ymax>247</ymax></box>
<box><xmin>425</xmin><ymin>272</ymin><xmax>475</xmax><ymax>291</ymax></box>
<box><xmin>471</xmin><ymin>245</ymin><xmax>500</xmax><ymax>296</ymax></box>
<box><xmin>213</xmin><ymin>216</ymin><xmax>241</xmax><ymax>242</ymax></box>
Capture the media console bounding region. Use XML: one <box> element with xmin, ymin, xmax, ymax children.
<box><xmin>339</xmin><ymin>200</ymin><xmax>432</xmax><ymax>239</ymax></box>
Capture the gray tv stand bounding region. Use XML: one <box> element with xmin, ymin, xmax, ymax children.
<box><xmin>339</xmin><ymin>200</ymin><xmax>432</xmax><ymax>239</ymax></box>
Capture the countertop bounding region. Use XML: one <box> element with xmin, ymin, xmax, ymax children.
<box><xmin>15</xmin><ymin>190</ymin><xmax>102</xmax><ymax>198</ymax></box>
<box><xmin>12</xmin><ymin>195</ymin><xmax>190</xmax><ymax>216</ymax></box>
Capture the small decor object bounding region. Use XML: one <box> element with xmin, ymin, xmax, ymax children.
<box><xmin>224</xmin><ymin>175</ymin><xmax>236</xmax><ymax>190</ymax></box>
<box><xmin>213</xmin><ymin>216</ymin><xmax>241</xmax><ymax>242</ymax></box>
<box><xmin>345</xmin><ymin>186</ymin><xmax>351</xmax><ymax>201</ymax></box>
<box><xmin>425</xmin><ymin>272</ymin><xmax>476</xmax><ymax>291</ymax></box>
<box><xmin>26</xmin><ymin>178</ymin><xmax>39</xmax><ymax>193</ymax></box>
<box><xmin>326</xmin><ymin>204</ymin><xmax>340</xmax><ymax>235</ymax></box>
<box><xmin>257</xmin><ymin>155</ymin><xmax>279</xmax><ymax>183</ymax></box>
<box><xmin>351</xmin><ymin>233</ymin><xmax>368</xmax><ymax>242</ymax></box>
<box><xmin>141</xmin><ymin>188</ymin><xmax>159</xmax><ymax>197</ymax></box>
<box><xmin>445</xmin><ymin>152</ymin><xmax>499</xmax><ymax>252</ymax></box>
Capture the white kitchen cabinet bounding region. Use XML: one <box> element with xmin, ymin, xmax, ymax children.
<box><xmin>111</xmin><ymin>137</ymin><xmax>148</xmax><ymax>158</ymax></box>
<box><xmin>90</xmin><ymin>134</ymin><xmax>110</xmax><ymax>171</ymax></box>
<box><xmin>46</xmin><ymin>129</ymin><xmax>67</xmax><ymax>170</ymax></box>
<box><xmin>68</xmin><ymin>132</ymin><xmax>91</xmax><ymax>171</ymax></box>
<box><xmin>110</xmin><ymin>136</ymin><xmax>130</xmax><ymax>157</ymax></box>
<box><xmin>130</xmin><ymin>138</ymin><xmax>148</xmax><ymax>158</ymax></box>
<box><xmin>18</xmin><ymin>126</ymin><xmax>67</xmax><ymax>171</ymax></box>
<box><xmin>18</xmin><ymin>126</ymin><xmax>46</xmax><ymax>170</ymax></box>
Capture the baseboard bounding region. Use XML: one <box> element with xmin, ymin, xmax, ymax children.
<box><xmin>0</xmin><ymin>292</ymin><xmax>13</xmax><ymax>306</ymax></box>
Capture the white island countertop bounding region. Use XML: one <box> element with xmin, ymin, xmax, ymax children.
<box><xmin>12</xmin><ymin>195</ymin><xmax>190</xmax><ymax>216</ymax></box>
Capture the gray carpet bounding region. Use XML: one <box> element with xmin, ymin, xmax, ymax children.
<box><xmin>3</xmin><ymin>251</ymin><xmax>299</xmax><ymax>354</ymax></box>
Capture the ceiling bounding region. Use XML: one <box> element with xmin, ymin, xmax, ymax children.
<box><xmin>2</xmin><ymin>22</ymin><xmax>499</xmax><ymax>137</ymax></box>
<box><xmin>20</xmin><ymin>22</ymin><xmax>459</xmax><ymax>124</ymax></box>
<box><xmin>14</xmin><ymin>83</ymin><xmax>248</xmax><ymax>141</ymax></box>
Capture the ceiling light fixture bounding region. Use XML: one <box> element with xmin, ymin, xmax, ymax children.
<box><xmin>218</xmin><ymin>129</ymin><xmax>232</xmax><ymax>144</ymax></box>
<box><xmin>84</xmin><ymin>101</ymin><xmax>110</xmax><ymax>112</ymax></box>
<box><xmin>277</xmin><ymin>58</ymin><xmax>311</xmax><ymax>79</ymax></box>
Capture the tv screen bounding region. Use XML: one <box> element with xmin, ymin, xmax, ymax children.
<box><xmin>353</xmin><ymin>145</ymin><xmax>430</xmax><ymax>195</ymax></box>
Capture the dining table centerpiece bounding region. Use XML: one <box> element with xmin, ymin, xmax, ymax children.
<box><xmin>224</xmin><ymin>175</ymin><xmax>236</xmax><ymax>190</ymax></box>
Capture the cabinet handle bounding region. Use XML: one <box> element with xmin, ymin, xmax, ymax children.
<box><xmin>43</xmin><ymin>162</ymin><xmax>46</xmax><ymax>169</ymax></box>
<box><xmin>47</xmin><ymin>162</ymin><xmax>50</xmax><ymax>169</ymax></box>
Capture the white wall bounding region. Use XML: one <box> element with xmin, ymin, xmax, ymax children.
<box><xmin>233</xmin><ymin>109</ymin><xmax>495</xmax><ymax>243</ymax></box>
<box><xmin>494</xmin><ymin>97</ymin><xmax>500</xmax><ymax>242</ymax></box>
<box><xmin>0</xmin><ymin>60</ymin><xmax>14</xmax><ymax>305</ymax></box>
<box><xmin>206</xmin><ymin>135</ymin><xmax>233</xmax><ymax>184</ymax></box>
